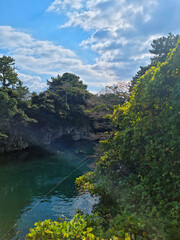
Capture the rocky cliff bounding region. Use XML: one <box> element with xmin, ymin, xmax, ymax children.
<box><xmin>0</xmin><ymin>117</ymin><xmax>111</xmax><ymax>153</ymax></box>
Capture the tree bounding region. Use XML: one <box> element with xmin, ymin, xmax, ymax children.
<box><xmin>99</xmin><ymin>82</ymin><xmax>130</xmax><ymax>107</ymax></box>
<box><xmin>16</xmin><ymin>81</ymin><xmax>29</xmax><ymax>101</ymax></box>
<box><xmin>0</xmin><ymin>56</ymin><xmax>34</xmax><ymax>143</ymax></box>
<box><xmin>129</xmin><ymin>65</ymin><xmax>151</xmax><ymax>92</ymax></box>
<box><xmin>130</xmin><ymin>33</ymin><xmax>179</xmax><ymax>91</ymax></box>
<box><xmin>47</xmin><ymin>73</ymin><xmax>88</xmax><ymax>106</ymax></box>
<box><xmin>30</xmin><ymin>73</ymin><xmax>90</xmax><ymax>126</ymax></box>
<box><xmin>0</xmin><ymin>56</ymin><xmax>20</xmax><ymax>88</ymax></box>
<box><xmin>150</xmin><ymin>32</ymin><xmax>179</xmax><ymax>64</ymax></box>
<box><xmin>0</xmin><ymin>88</ymin><xmax>17</xmax><ymax>137</ymax></box>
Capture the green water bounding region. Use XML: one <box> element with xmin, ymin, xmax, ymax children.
<box><xmin>0</xmin><ymin>143</ymin><xmax>97</xmax><ymax>240</ymax></box>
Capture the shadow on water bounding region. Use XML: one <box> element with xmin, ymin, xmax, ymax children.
<box><xmin>0</xmin><ymin>141</ymin><xmax>97</xmax><ymax>240</ymax></box>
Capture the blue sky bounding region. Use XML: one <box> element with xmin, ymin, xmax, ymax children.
<box><xmin>0</xmin><ymin>0</ymin><xmax>180</xmax><ymax>93</ymax></box>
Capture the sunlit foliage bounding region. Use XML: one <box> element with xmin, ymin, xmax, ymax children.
<box><xmin>76</xmin><ymin>38</ymin><xmax>180</xmax><ymax>239</ymax></box>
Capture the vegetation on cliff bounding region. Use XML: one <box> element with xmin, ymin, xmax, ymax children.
<box><xmin>0</xmin><ymin>56</ymin><xmax>35</xmax><ymax>142</ymax></box>
<box><xmin>0</xmin><ymin>56</ymin><xmax>129</xmax><ymax>151</ymax></box>
<box><xmin>129</xmin><ymin>33</ymin><xmax>179</xmax><ymax>91</ymax></box>
<box><xmin>25</xmin><ymin>34</ymin><xmax>180</xmax><ymax>239</ymax></box>
<box><xmin>76</xmin><ymin>36</ymin><xmax>180</xmax><ymax>239</ymax></box>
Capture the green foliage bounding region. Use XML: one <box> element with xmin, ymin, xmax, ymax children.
<box><xmin>99</xmin><ymin>83</ymin><xmax>130</xmax><ymax>110</ymax></box>
<box><xmin>76</xmin><ymin>172</ymin><xmax>95</xmax><ymax>194</ymax></box>
<box><xmin>129</xmin><ymin>65</ymin><xmax>151</xmax><ymax>92</ymax></box>
<box><xmin>77</xmin><ymin>38</ymin><xmax>180</xmax><ymax>239</ymax></box>
<box><xmin>29</xmin><ymin>73</ymin><xmax>90</xmax><ymax>126</ymax></box>
<box><xmin>26</xmin><ymin>213</ymin><xmax>138</xmax><ymax>240</ymax></box>
<box><xmin>130</xmin><ymin>33</ymin><xmax>179</xmax><ymax>91</ymax></box>
<box><xmin>47</xmin><ymin>73</ymin><xmax>88</xmax><ymax>108</ymax></box>
<box><xmin>26</xmin><ymin>214</ymin><xmax>96</xmax><ymax>240</ymax></box>
<box><xmin>0</xmin><ymin>56</ymin><xmax>20</xmax><ymax>88</ymax></box>
<box><xmin>0</xmin><ymin>56</ymin><xmax>36</xmax><ymax>145</ymax></box>
<box><xmin>86</xmin><ymin>104</ymin><xmax>108</xmax><ymax>114</ymax></box>
<box><xmin>150</xmin><ymin>33</ymin><xmax>179</xmax><ymax>64</ymax></box>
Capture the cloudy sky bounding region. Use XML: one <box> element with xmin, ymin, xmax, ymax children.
<box><xmin>0</xmin><ymin>0</ymin><xmax>180</xmax><ymax>92</ymax></box>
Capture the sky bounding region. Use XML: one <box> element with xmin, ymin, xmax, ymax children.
<box><xmin>0</xmin><ymin>0</ymin><xmax>180</xmax><ymax>93</ymax></box>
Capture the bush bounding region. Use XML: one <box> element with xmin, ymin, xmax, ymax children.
<box><xmin>26</xmin><ymin>214</ymin><xmax>95</xmax><ymax>240</ymax></box>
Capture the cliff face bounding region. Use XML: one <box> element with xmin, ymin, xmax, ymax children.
<box><xmin>36</xmin><ymin>125</ymin><xmax>92</xmax><ymax>145</ymax></box>
<box><xmin>0</xmin><ymin>123</ymin><xmax>103</xmax><ymax>153</ymax></box>
<box><xmin>0</xmin><ymin>114</ymin><xmax>112</xmax><ymax>153</ymax></box>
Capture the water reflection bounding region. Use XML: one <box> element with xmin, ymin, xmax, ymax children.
<box><xmin>0</xmin><ymin>143</ymin><xmax>97</xmax><ymax>240</ymax></box>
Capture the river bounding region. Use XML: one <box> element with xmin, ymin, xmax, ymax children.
<box><xmin>0</xmin><ymin>141</ymin><xmax>97</xmax><ymax>240</ymax></box>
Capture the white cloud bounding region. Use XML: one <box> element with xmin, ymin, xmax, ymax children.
<box><xmin>1</xmin><ymin>0</ymin><xmax>179</xmax><ymax>94</ymax></box>
<box><xmin>130</xmin><ymin>53</ymin><xmax>152</xmax><ymax>61</ymax></box>
<box><xmin>0</xmin><ymin>26</ymin><xmax>78</xmax><ymax>78</ymax></box>
<box><xmin>45</xmin><ymin>0</ymin><xmax>160</xmax><ymax>90</ymax></box>
<box><xmin>0</xmin><ymin>26</ymin><xmax>119</xmax><ymax>92</ymax></box>
<box><xmin>0</xmin><ymin>1</ymin><xmax>160</xmax><ymax>93</ymax></box>
<box><xmin>1</xmin><ymin>25</ymin><xmax>156</xmax><ymax>92</ymax></box>
<box><xmin>0</xmin><ymin>26</ymin><xmax>33</xmax><ymax>49</ymax></box>
<box><xmin>47</xmin><ymin>0</ymin><xmax>84</xmax><ymax>12</ymax></box>
<box><xmin>18</xmin><ymin>73</ymin><xmax>46</xmax><ymax>92</ymax></box>
<box><xmin>139</xmin><ymin>34</ymin><xmax>162</xmax><ymax>51</ymax></box>
<box><xmin>47</xmin><ymin>0</ymin><xmax>158</xmax><ymax>31</ymax></box>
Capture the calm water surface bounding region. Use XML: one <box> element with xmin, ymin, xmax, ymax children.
<box><xmin>0</xmin><ymin>143</ymin><xmax>97</xmax><ymax>240</ymax></box>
